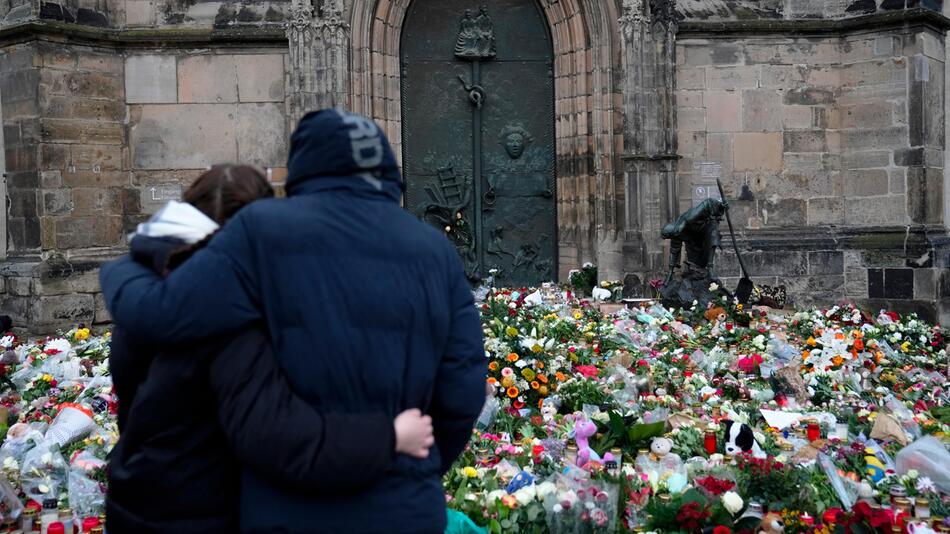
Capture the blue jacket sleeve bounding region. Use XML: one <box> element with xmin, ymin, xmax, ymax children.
<box><xmin>430</xmin><ymin>248</ymin><xmax>486</xmax><ymax>474</ymax></box>
<box><xmin>99</xmin><ymin>214</ymin><xmax>261</xmax><ymax>343</ymax></box>
<box><xmin>208</xmin><ymin>329</ymin><xmax>395</xmax><ymax>493</ymax></box>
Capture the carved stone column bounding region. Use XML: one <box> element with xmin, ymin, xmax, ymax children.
<box><xmin>619</xmin><ymin>0</ymin><xmax>680</xmax><ymax>292</ymax></box>
<box><xmin>286</xmin><ymin>0</ymin><xmax>350</xmax><ymax>125</ymax></box>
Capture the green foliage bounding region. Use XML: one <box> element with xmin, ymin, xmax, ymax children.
<box><xmin>569</xmin><ymin>265</ymin><xmax>598</xmax><ymax>297</ymax></box>
<box><xmin>557</xmin><ymin>378</ymin><xmax>612</xmax><ymax>413</ymax></box>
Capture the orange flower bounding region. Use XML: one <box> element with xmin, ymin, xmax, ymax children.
<box><xmin>487</xmin><ymin>377</ymin><xmax>497</xmax><ymax>385</ymax></box>
<box><xmin>507</xmin><ymin>353</ymin><xmax>519</xmax><ymax>362</ymax></box>
<box><xmin>853</xmin><ymin>339</ymin><xmax>865</xmax><ymax>351</ymax></box>
<box><xmin>536</xmin><ymin>362</ymin><xmax>544</xmax><ymax>369</ymax></box>
<box><xmin>537</xmin><ymin>374</ymin><xmax>549</xmax><ymax>384</ymax></box>
<box><xmin>807</xmin><ymin>337</ymin><xmax>817</xmax><ymax>347</ymax></box>
<box><xmin>802</xmin><ymin>350</ymin><xmax>811</xmax><ymax>360</ymax></box>
<box><xmin>555</xmin><ymin>372</ymin><xmax>567</xmax><ymax>381</ymax></box>
<box><xmin>832</xmin><ymin>355</ymin><xmax>844</xmax><ymax>367</ymax></box>
<box><xmin>835</xmin><ymin>333</ymin><xmax>845</xmax><ymax>340</ymax></box>
<box><xmin>507</xmin><ymin>387</ymin><xmax>519</xmax><ymax>398</ymax></box>
<box><xmin>488</xmin><ymin>361</ymin><xmax>499</xmax><ymax>371</ymax></box>
<box><xmin>531</xmin><ymin>381</ymin><xmax>540</xmax><ymax>390</ymax></box>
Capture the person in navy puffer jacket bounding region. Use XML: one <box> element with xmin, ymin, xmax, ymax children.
<box><xmin>100</xmin><ymin>109</ymin><xmax>486</xmax><ymax>534</ymax></box>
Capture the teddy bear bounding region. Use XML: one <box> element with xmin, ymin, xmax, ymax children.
<box><xmin>759</xmin><ymin>512</ymin><xmax>785</xmax><ymax>534</ymax></box>
<box><xmin>650</xmin><ymin>437</ymin><xmax>684</xmax><ymax>473</ymax></box>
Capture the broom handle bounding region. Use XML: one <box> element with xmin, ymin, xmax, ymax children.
<box><xmin>716</xmin><ymin>179</ymin><xmax>748</xmax><ymax>278</ymax></box>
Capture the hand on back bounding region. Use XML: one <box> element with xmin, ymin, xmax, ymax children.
<box><xmin>394</xmin><ymin>408</ymin><xmax>434</xmax><ymax>459</ymax></box>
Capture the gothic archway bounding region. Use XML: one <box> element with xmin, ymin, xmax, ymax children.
<box><xmin>346</xmin><ymin>0</ymin><xmax>626</xmax><ymax>280</ymax></box>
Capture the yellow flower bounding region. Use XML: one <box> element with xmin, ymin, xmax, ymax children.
<box><xmin>42</xmin><ymin>374</ymin><xmax>53</xmax><ymax>382</ymax></box>
<box><xmin>505</xmin><ymin>327</ymin><xmax>518</xmax><ymax>338</ymax></box>
<box><xmin>74</xmin><ymin>328</ymin><xmax>90</xmax><ymax>341</ymax></box>
<box><xmin>900</xmin><ymin>341</ymin><xmax>911</xmax><ymax>353</ymax></box>
<box><xmin>531</xmin><ymin>343</ymin><xmax>543</xmax><ymax>353</ymax></box>
<box><xmin>462</xmin><ymin>466</ymin><xmax>478</xmax><ymax>478</ymax></box>
<box><xmin>573</xmin><ymin>312</ymin><xmax>583</xmax><ymax>320</ymax></box>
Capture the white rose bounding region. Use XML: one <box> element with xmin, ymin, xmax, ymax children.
<box><xmin>514</xmin><ymin>485</ymin><xmax>536</xmax><ymax>506</ymax></box>
<box><xmin>722</xmin><ymin>491</ymin><xmax>744</xmax><ymax>515</ymax></box>
<box><xmin>907</xmin><ymin>469</ymin><xmax>919</xmax><ymax>479</ymax></box>
<box><xmin>536</xmin><ymin>481</ymin><xmax>557</xmax><ymax>498</ymax></box>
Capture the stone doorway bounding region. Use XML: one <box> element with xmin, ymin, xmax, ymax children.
<box><xmin>399</xmin><ymin>0</ymin><xmax>556</xmax><ymax>287</ymax></box>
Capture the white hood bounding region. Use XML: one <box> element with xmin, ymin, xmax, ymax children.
<box><xmin>133</xmin><ymin>201</ymin><xmax>219</xmax><ymax>244</ymax></box>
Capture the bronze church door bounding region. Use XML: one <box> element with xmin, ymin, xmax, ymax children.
<box><xmin>401</xmin><ymin>0</ymin><xmax>556</xmax><ymax>288</ymax></box>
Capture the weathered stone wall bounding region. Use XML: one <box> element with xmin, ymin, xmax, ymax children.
<box><xmin>675</xmin><ymin>15</ymin><xmax>950</xmax><ymax>321</ymax></box>
<box><xmin>2</xmin><ymin>0</ymin><xmax>950</xmax><ymax>329</ymax></box>
<box><xmin>0</xmin><ymin>36</ymin><xmax>288</xmax><ymax>330</ymax></box>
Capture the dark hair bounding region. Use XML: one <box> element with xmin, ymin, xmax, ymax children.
<box><xmin>165</xmin><ymin>164</ymin><xmax>274</xmax><ymax>272</ymax></box>
<box><xmin>183</xmin><ymin>164</ymin><xmax>274</xmax><ymax>225</ymax></box>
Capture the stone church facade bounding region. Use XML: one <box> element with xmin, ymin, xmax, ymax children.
<box><xmin>1</xmin><ymin>0</ymin><xmax>949</xmax><ymax>329</ymax></box>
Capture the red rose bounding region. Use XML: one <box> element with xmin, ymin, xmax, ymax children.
<box><xmin>713</xmin><ymin>527</ymin><xmax>731</xmax><ymax>534</ymax></box>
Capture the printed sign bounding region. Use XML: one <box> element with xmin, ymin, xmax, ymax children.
<box><xmin>140</xmin><ymin>184</ymin><xmax>182</xmax><ymax>213</ymax></box>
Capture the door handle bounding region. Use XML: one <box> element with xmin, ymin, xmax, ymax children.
<box><xmin>483</xmin><ymin>185</ymin><xmax>496</xmax><ymax>207</ymax></box>
<box><xmin>458</xmin><ymin>75</ymin><xmax>486</xmax><ymax>109</ymax></box>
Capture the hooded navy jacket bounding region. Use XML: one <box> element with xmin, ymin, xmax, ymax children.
<box><xmin>100</xmin><ymin>109</ymin><xmax>486</xmax><ymax>534</ymax></box>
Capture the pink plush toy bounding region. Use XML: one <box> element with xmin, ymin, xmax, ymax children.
<box><xmin>574</xmin><ymin>419</ymin><xmax>615</xmax><ymax>467</ymax></box>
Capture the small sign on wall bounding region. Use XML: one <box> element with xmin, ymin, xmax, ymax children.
<box><xmin>140</xmin><ymin>184</ymin><xmax>182</xmax><ymax>213</ymax></box>
<box><xmin>691</xmin><ymin>162</ymin><xmax>723</xmax><ymax>207</ymax></box>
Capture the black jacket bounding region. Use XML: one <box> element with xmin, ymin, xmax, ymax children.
<box><xmin>107</xmin><ymin>236</ymin><xmax>397</xmax><ymax>533</ymax></box>
<box><xmin>101</xmin><ymin>109</ymin><xmax>486</xmax><ymax>533</ymax></box>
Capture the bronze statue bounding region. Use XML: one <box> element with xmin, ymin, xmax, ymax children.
<box><xmin>660</xmin><ymin>197</ymin><xmax>731</xmax><ymax>308</ymax></box>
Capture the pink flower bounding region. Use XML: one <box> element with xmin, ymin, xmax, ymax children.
<box><xmin>575</xmin><ymin>365</ymin><xmax>599</xmax><ymax>378</ymax></box>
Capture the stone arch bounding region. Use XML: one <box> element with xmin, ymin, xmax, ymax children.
<box><xmin>346</xmin><ymin>0</ymin><xmax>625</xmax><ymax>280</ymax></box>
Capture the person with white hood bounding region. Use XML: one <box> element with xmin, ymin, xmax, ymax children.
<box><xmin>107</xmin><ymin>165</ymin><xmax>435</xmax><ymax>533</ymax></box>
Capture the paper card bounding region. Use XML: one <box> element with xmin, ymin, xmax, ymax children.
<box><xmin>760</xmin><ymin>409</ymin><xmax>803</xmax><ymax>430</ymax></box>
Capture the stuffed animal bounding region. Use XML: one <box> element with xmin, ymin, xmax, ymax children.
<box><xmin>723</xmin><ymin>420</ymin><xmax>767</xmax><ymax>459</ymax></box>
<box><xmin>506</xmin><ymin>470</ymin><xmax>535</xmax><ymax>494</ymax></box>
<box><xmin>650</xmin><ymin>437</ymin><xmax>673</xmax><ymax>458</ymax></box>
<box><xmin>759</xmin><ymin>512</ymin><xmax>785</xmax><ymax>534</ymax></box>
<box><xmin>865</xmin><ymin>448</ymin><xmax>886</xmax><ymax>483</ymax></box>
<box><xmin>573</xmin><ymin>419</ymin><xmax>615</xmax><ymax>467</ymax></box>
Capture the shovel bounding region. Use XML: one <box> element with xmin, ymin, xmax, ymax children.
<box><xmin>716</xmin><ymin>178</ymin><xmax>754</xmax><ymax>304</ymax></box>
